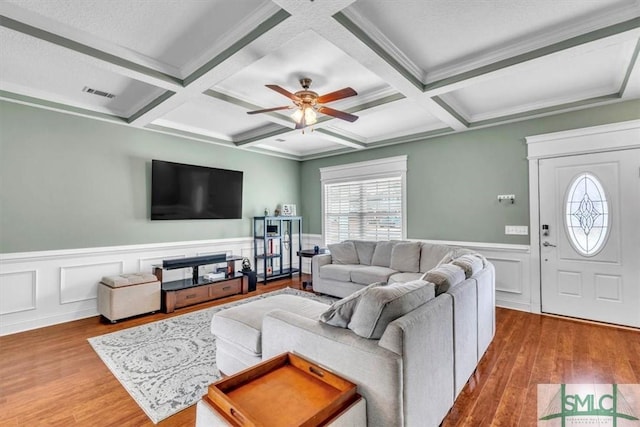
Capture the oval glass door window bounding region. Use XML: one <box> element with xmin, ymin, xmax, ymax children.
<box><xmin>565</xmin><ymin>172</ymin><xmax>609</xmax><ymax>256</ymax></box>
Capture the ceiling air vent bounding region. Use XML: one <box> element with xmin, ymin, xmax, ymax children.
<box><xmin>275</xmin><ymin>138</ymin><xmax>286</xmax><ymax>142</ymax></box>
<box><xmin>82</xmin><ymin>86</ymin><xmax>116</xmax><ymax>99</ymax></box>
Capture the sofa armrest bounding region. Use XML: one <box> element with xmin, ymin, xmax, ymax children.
<box><xmin>312</xmin><ymin>253</ymin><xmax>332</xmax><ymax>275</ymax></box>
<box><xmin>262</xmin><ymin>309</ymin><xmax>403</xmax><ymax>427</ymax></box>
<box><xmin>378</xmin><ymin>294</ymin><xmax>454</xmax><ymax>427</ymax></box>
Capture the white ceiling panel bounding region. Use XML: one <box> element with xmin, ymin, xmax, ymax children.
<box><xmin>440</xmin><ymin>38</ymin><xmax>638</xmax><ymax>122</ymax></box>
<box><xmin>152</xmin><ymin>96</ymin><xmax>280</xmax><ymax>142</ymax></box>
<box><xmin>327</xmin><ymin>98</ymin><xmax>446</xmax><ymax>142</ymax></box>
<box><xmin>0</xmin><ymin>27</ymin><xmax>164</xmax><ymax>117</ymax></box>
<box><xmin>256</xmin><ymin>132</ymin><xmax>347</xmax><ymax>157</ymax></box>
<box><xmin>347</xmin><ymin>0</ymin><xmax>637</xmax><ymax>79</ymax></box>
<box><xmin>3</xmin><ymin>0</ymin><xmax>273</xmax><ymax>77</ymax></box>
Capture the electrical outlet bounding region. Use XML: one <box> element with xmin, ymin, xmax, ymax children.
<box><xmin>505</xmin><ymin>225</ymin><xmax>528</xmax><ymax>235</ymax></box>
<box><xmin>497</xmin><ymin>194</ymin><xmax>516</xmax><ymax>203</ymax></box>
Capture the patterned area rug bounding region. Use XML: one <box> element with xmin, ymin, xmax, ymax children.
<box><xmin>88</xmin><ymin>287</ymin><xmax>336</xmax><ymax>424</ymax></box>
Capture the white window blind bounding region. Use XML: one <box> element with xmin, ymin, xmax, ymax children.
<box><xmin>324</xmin><ymin>176</ymin><xmax>403</xmax><ymax>244</ymax></box>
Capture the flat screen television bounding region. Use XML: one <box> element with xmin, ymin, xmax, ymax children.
<box><xmin>151</xmin><ymin>160</ymin><xmax>243</xmax><ymax>220</ymax></box>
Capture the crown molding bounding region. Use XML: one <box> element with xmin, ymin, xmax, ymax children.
<box><xmin>339</xmin><ymin>8</ymin><xmax>424</xmax><ymax>83</ymax></box>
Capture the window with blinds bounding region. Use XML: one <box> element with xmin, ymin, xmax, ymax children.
<box><xmin>324</xmin><ymin>176</ymin><xmax>403</xmax><ymax>244</ymax></box>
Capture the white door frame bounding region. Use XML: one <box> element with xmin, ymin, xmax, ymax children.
<box><xmin>525</xmin><ymin>119</ymin><xmax>640</xmax><ymax>314</ymax></box>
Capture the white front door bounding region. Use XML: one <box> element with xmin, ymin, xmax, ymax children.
<box><xmin>539</xmin><ymin>148</ymin><xmax>640</xmax><ymax>327</ymax></box>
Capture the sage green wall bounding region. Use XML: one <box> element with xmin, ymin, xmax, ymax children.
<box><xmin>300</xmin><ymin>99</ymin><xmax>640</xmax><ymax>245</ymax></box>
<box><xmin>0</xmin><ymin>101</ymin><xmax>300</xmax><ymax>253</ymax></box>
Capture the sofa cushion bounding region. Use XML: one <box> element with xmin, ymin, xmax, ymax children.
<box><xmin>452</xmin><ymin>254</ymin><xmax>484</xmax><ymax>278</ymax></box>
<box><xmin>349</xmin><ymin>240</ymin><xmax>377</xmax><ymax>266</ymax></box>
<box><xmin>388</xmin><ymin>272</ymin><xmax>423</xmax><ymax>284</ymax></box>
<box><xmin>319</xmin><ymin>281</ymin><xmax>385</xmax><ymax>327</ymax></box>
<box><xmin>422</xmin><ymin>264</ymin><xmax>466</xmax><ymax>295</ymax></box>
<box><xmin>419</xmin><ymin>243</ymin><xmax>455</xmax><ymax>272</ymax></box>
<box><xmin>101</xmin><ymin>273</ymin><xmax>158</xmax><ymax>288</ymax></box>
<box><xmin>348</xmin><ymin>280</ymin><xmax>435</xmax><ymax>339</ymax></box>
<box><xmin>350</xmin><ymin>266</ymin><xmax>397</xmax><ymax>285</ymax></box>
<box><xmin>390</xmin><ymin>242</ymin><xmax>421</xmax><ymax>273</ymax></box>
<box><xmin>371</xmin><ymin>241</ymin><xmax>396</xmax><ymax>267</ymax></box>
<box><xmin>319</xmin><ymin>264</ymin><xmax>361</xmax><ymax>282</ymax></box>
<box><xmin>328</xmin><ymin>241</ymin><xmax>359</xmax><ymax>265</ymax></box>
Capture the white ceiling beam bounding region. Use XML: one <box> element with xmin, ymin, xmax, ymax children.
<box><xmin>422</xmin><ymin>21</ymin><xmax>640</xmax><ymax>97</ymax></box>
<box><xmin>0</xmin><ymin>9</ymin><xmax>182</xmax><ymax>91</ymax></box>
<box><xmin>316</xmin><ymin>11</ymin><xmax>468</xmax><ymax>131</ymax></box>
<box><xmin>620</xmin><ymin>39</ymin><xmax>640</xmax><ymax>99</ymax></box>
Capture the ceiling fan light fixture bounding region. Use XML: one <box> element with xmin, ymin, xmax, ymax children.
<box><xmin>291</xmin><ymin>106</ymin><xmax>317</xmax><ymax>127</ymax></box>
<box><xmin>304</xmin><ymin>107</ymin><xmax>317</xmax><ymax>125</ymax></box>
<box><xmin>250</xmin><ymin>78</ymin><xmax>358</xmax><ymax>129</ymax></box>
<box><xmin>291</xmin><ymin>108</ymin><xmax>304</xmax><ymax>123</ymax></box>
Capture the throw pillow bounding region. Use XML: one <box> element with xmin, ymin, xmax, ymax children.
<box><xmin>437</xmin><ymin>248</ymin><xmax>487</xmax><ymax>267</ymax></box>
<box><xmin>371</xmin><ymin>241</ymin><xmax>396</xmax><ymax>267</ymax></box>
<box><xmin>452</xmin><ymin>254</ymin><xmax>484</xmax><ymax>279</ymax></box>
<box><xmin>351</xmin><ymin>240</ymin><xmax>377</xmax><ymax>266</ymax></box>
<box><xmin>319</xmin><ymin>282</ymin><xmax>385</xmax><ymax>328</ymax></box>
<box><xmin>390</xmin><ymin>242</ymin><xmax>421</xmax><ymax>273</ymax></box>
<box><xmin>328</xmin><ymin>241</ymin><xmax>359</xmax><ymax>265</ymax></box>
<box><xmin>422</xmin><ymin>264</ymin><xmax>466</xmax><ymax>295</ymax></box>
<box><xmin>348</xmin><ymin>280</ymin><xmax>435</xmax><ymax>339</ymax></box>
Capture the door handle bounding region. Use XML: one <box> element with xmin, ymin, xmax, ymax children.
<box><xmin>542</xmin><ymin>241</ymin><xmax>557</xmax><ymax>247</ymax></box>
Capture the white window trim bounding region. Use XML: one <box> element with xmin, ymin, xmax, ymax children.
<box><xmin>320</xmin><ymin>155</ymin><xmax>408</xmax><ymax>245</ymax></box>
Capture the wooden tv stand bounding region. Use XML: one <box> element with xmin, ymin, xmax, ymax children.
<box><xmin>153</xmin><ymin>256</ymin><xmax>247</xmax><ymax>313</ymax></box>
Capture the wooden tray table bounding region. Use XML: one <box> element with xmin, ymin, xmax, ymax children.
<box><xmin>205</xmin><ymin>352</ymin><xmax>360</xmax><ymax>427</ymax></box>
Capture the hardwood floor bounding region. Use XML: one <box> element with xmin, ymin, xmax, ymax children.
<box><xmin>1</xmin><ymin>275</ymin><xmax>639</xmax><ymax>426</ymax></box>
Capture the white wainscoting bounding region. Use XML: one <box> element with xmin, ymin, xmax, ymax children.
<box><xmin>305</xmin><ymin>235</ymin><xmax>533</xmax><ymax>312</ymax></box>
<box><xmin>0</xmin><ymin>235</ymin><xmax>532</xmax><ymax>336</ymax></box>
<box><xmin>0</xmin><ymin>238</ymin><xmax>254</xmax><ymax>336</ymax></box>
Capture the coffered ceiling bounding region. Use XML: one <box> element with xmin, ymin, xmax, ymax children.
<box><xmin>1</xmin><ymin>0</ymin><xmax>638</xmax><ymax>160</ymax></box>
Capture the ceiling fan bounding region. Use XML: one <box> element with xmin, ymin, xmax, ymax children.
<box><xmin>246</xmin><ymin>78</ymin><xmax>358</xmax><ymax>129</ymax></box>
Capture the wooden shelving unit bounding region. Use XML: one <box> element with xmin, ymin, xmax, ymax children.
<box><xmin>253</xmin><ymin>216</ymin><xmax>302</xmax><ymax>285</ymax></box>
<box><xmin>153</xmin><ymin>255</ymin><xmax>246</xmax><ymax>313</ymax></box>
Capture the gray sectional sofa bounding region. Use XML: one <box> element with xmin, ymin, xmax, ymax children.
<box><xmin>313</xmin><ymin>240</ymin><xmax>462</xmax><ymax>297</ymax></box>
<box><xmin>210</xmin><ymin>240</ymin><xmax>495</xmax><ymax>427</ymax></box>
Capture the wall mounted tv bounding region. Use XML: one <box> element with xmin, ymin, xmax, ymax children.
<box><xmin>151</xmin><ymin>160</ymin><xmax>243</xmax><ymax>220</ymax></box>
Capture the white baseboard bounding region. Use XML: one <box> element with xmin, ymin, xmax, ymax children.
<box><xmin>4</xmin><ymin>308</ymin><xmax>98</xmax><ymax>336</ymax></box>
<box><xmin>496</xmin><ymin>300</ymin><xmax>532</xmax><ymax>312</ymax></box>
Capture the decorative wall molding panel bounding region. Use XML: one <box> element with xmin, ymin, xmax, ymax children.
<box><xmin>0</xmin><ymin>269</ymin><xmax>37</xmax><ymax>315</ymax></box>
<box><xmin>0</xmin><ymin>238</ymin><xmax>253</xmax><ymax>335</ymax></box>
<box><xmin>59</xmin><ymin>261</ymin><xmax>123</xmax><ymax>305</ymax></box>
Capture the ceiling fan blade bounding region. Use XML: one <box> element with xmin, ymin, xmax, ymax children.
<box><xmin>266</xmin><ymin>85</ymin><xmax>300</xmax><ymax>101</ymax></box>
<box><xmin>317</xmin><ymin>87</ymin><xmax>357</xmax><ymax>104</ymax></box>
<box><xmin>317</xmin><ymin>106</ymin><xmax>359</xmax><ymax>122</ymax></box>
<box><xmin>246</xmin><ymin>106</ymin><xmax>291</xmax><ymax>114</ymax></box>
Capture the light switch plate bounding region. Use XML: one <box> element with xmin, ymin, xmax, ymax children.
<box><xmin>505</xmin><ymin>225</ymin><xmax>528</xmax><ymax>235</ymax></box>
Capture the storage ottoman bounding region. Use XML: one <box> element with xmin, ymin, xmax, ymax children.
<box><xmin>98</xmin><ymin>273</ymin><xmax>161</xmax><ymax>322</ymax></box>
<box><xmin>210</xmin><ymin>294</ymin><xmax>329</xmax><ymax>375</ymax></box>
